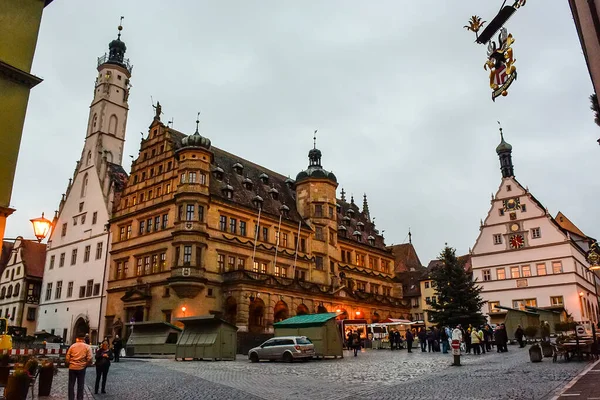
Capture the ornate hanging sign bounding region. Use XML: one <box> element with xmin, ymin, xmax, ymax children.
<box><xmin>485</xmin><ymin>28</ymin><xmax>517</xmax><ymax>101</ymax></box>
<box><xmin>464</xmin><ymin>0</ymin><xmax>526</xmax><ymax>101</ymax></box>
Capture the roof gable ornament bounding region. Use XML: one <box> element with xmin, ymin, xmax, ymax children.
<box><xmin>340</xmin><ymin>188</ymin><xmax>346</xmax><ymax>202</ymax></box>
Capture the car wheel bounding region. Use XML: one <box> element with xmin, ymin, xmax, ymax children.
<box><xmin>249</xmin><ymin>353</ymin><xmax>259</xmax><ymax>363</ymax></box>
<box><xmin>283</xmin><ymin>352</ymin><xmax>293</xmax><ymax>363</ymax></box>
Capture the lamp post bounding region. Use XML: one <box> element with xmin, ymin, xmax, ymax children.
<box><xmin>181</xmin><ymin>306</ymin><xmax>186</xmax><ymax>318</ymax></box>
<box><xmin>4</xmin><ymin>212</ymin><xmax>52</xmax><ymax>242</ymax></box>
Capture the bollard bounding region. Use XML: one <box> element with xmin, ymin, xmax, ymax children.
<box><xmin>451</xmin><ymin>339</ymin><xmax>461</xmax><ymax>366</ymax></box>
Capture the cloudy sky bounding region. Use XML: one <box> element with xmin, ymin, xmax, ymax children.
<box><xmin>7</xmin><ymin>0</ymin><xmax>600</xmax><ymax>264</ymax></box>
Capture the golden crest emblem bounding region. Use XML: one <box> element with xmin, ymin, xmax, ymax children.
<box><xmin>484</xmin><ymin>27</ymin><xmax>517</xmax><ymax>101</ymax></box>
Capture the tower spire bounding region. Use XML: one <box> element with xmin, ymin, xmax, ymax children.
<box><xmin>495</xmin><ymin>122</ymin><xmax>514</xmax><ymax>178</ymax></box>
<box><xmin>340</xmin><ymin>188</ymin><xmax>346</xmax><ymax>202</ymax></box>
<box><xmin>195</xmin><ymin>111</ymin><xmax>200</xmax><ymax>134</ymax></box>
<box><xmin>362</xmin><ymin>193</ymin><xmax>370</xmax><ymax>221</ymax></box>
<box><xmin>408</xmin><ymin>228</ymin><xmax>412</xmax><ymax>244</ymax></box>
<box><xmin>313</xmin><ymin>129</ymin><xmax>317</xmax><ymax>149</ymax></box>
<box><xmin>118</xmin><ymin>16</ymin><xmax>124</xmax><ymax>39</ymax></box>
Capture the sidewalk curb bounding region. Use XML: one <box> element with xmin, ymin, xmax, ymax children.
<box><xmin>549</xmin><ymin>358</ymin><xmax>600</xmax><ymax>400</ymax></box>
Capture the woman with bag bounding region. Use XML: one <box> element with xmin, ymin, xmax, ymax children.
<box><xmin>95</xmin><ymin>340</ymin><xmax>113</xmax><ymax>394</ymax></box>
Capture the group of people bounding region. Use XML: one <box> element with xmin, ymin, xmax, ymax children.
<box><xmin>65</xmin><ymin>333</ymin><xmax>124</xmax><ymax>400</ymax></box>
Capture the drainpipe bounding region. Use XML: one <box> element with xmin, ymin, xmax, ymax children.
<box><xmin>97</xmin><ymin>224</ymin><xmax>111</xmax><ymax>341</ymax></box>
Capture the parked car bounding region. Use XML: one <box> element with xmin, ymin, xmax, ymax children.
<box><xmin>248</xmin><ymin>336</ymin><xmax>315</xmax><ymax>363</ymax></box>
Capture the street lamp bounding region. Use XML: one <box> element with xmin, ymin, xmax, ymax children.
<box><xmin>30</xmin><ymin>212</ymin><xmax>52</xmax><ymax>242</ymax></box>
<box><xmin>181</xmin><ymin>306</ymin><xmax>186</xmax><ymax>317</ymax></box>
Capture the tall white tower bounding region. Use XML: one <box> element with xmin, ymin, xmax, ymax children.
<box><xmin>36</xmin><ymin>22</ymin><xmax>132</xmax><ymax>343</ymax></box>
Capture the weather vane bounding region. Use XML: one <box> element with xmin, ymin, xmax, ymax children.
<box><xmin>464</xmin><ymin>0</ymin><xmax>526</xmax><ymax>101</ymax></box>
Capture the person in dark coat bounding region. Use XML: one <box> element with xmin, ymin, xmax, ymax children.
<box><xmin>351</xmin><ymin>331</ymin><xmax>361</xmax><ymax>357</ymax></box>
<box><xmin>418</xmin><ymin>327</ymin><xmax>427</xmax><ymax>352</ymax></box>
<box><xmin>112</xmin><ymin>335</ymin><xmax>123</xmax><ymax>362</ymax></box>
<box><xmin>84</xmin><ymin>333</ymin><xmax>90</xmax><ymax>345</ymax></box>
<box><xmin>94</xmin><ymin>340</ymin><xmax>113</xmax><ymax>394</ymax></box>
<box><xmin>426</xmin><ymin>328</ymin><xmax>435</xmax><ymax>352</ymax></box>
<box><xmin>515</xmin><ymin>325</ymin><xmax>525</xmax><ymax>348</ymax></box>
<box><xmin>405</xmin><ymin>329</ymin><xmax>414</xmax><ymax>352</ymax></box>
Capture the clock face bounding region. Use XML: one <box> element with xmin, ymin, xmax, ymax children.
<box><xmin>503</xmin><ymin>198</ymin><xmax>521</xmax><ymax>211</ymax></box>
<box><xmin>509</xmin><ymin>234</ymin><xmax>525</xmax><ymax>249</ymax></box>
<box><xmin>510</xmin><ymin>223</ymin><xmax>520</xmax><ymax>232</ymax></box>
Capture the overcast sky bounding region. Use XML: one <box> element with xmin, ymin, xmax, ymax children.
<box><xmin>7</xmin><ymin>1</ymin><xmax>600</xmax><ymax>264</ymax></box>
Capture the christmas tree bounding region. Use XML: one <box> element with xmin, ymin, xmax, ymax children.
<box><xmin>427</xmin><ymin>245</ymin><xmax>486</xmax><ymax>328</ymax></box>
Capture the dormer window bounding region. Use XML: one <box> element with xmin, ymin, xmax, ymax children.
<box><xmin>222</xmin><ymin>183</ymin><xmax>234</xmax><ymax>199</ymax></box>
<box><xmin>269</xmin><ymin>186</ymin><xmax>279</xmax><ymax>200</ymax></box>
<box><xmin>213</xmin><ymin>166</ymin><xmax>224</xmax><ymax>181</ymax></box>
<box><xmin>285</xmin><ymin>177</ymin><xmax>294</xmax><ymax>190</ymax></box>
<box><xmin>357</xmin><ymin>221</ymin><xmax>365</xmax><ymax>231</ymax></box>
<box><xmin>243</xmin><ymin>176</ymin><xmax>253</xmax><ymax>191</ymax></box>
<box><xmin>252</xmin><ymin>194</ymin><xmax>264</xmax><ymax>209</ymax></box>
<box><xmin>336</xmin><ymin>203</ymin><xmax>341</xmax><ymax>213</ymax></box>
<box><xmin>233</xmin><ymin>162</ymin><xmax>244</xmax><ymax>175</ymax></box>
<box><xmin>347</xmin><ymin>208</ymin><xmax>355</xmax><ymax>218</ymax></box>
<box><xmin>353</xmin><ymin>230</ymin><xmax>362</xmax><ymax>242</ymax></box>
<box><xmin>259</xmin><ymin>173</ymin><xmax>269</xmax><ymax>185</ymax></box>
<box><xmin>338</xmin><ymin>225</ymin><xmax>347</xmax><ymax>237</ymax></box>
<box><xmin>368</xmin><ymin>235</ymin><xmax>375</xmax><ymax>246</ymax></box>
<box><xmin>279</xmin><ymin>204</ymin><xmax>290</xmax><ymax>217</ymax></box>
<box><xmin>343</xmin><ymin>216</ymin><xmax>351</xmax><ymax>225</ymax></box>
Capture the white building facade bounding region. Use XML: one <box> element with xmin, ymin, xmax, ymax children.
<box><xmin>36</xmin><ymin>27</ymin><xmax>132</xmax><ymax>344</ymax></box>
<box><xmin>471</xmin><ymin>129</ymin><xmax>599</xmax><ymax>325</ymax></box>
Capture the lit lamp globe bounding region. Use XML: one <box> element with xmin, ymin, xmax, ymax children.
<box><xmin>30</xmin><ymin>213</ymin><xmax>52</xmax><ymax>242</ymax></box>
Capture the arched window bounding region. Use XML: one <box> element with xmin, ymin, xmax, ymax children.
<box><xmin>91</xmin><ymin>113</ymin><xmax>98</xmax><ymax>131</ymax></box>
<box><xmin>108</xmin><ymin>114</ymin><xmax>118</xmax><ymax>135</ymax></box>
<box><xmin>0</xmin><ymin>287</ymin><xmax>5</xmax><ymax>299</ymax></box>
<box><xmin>6</xmin><ymin>285</ymin><xmax>12</xmax><ymax>297</ymax></box>
<box><xmin>13</xmin><ymin>283</ymin><xmax>20</xmax><ymax>297</ymax></box>
<box><xmin>86</xmin><ymin>151</ymin><xmax>92</xmax><ymax>166</ymax></box>
<box><xmin>81</xmin><ymin>173</ymin><xmax>88</xmax><ymax>198</ymax></box>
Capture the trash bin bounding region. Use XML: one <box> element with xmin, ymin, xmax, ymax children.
<box><xmin>541</xmin><ymin>341</ymin><xmax>553</xmax><ymax>358</ymax></box>
<box><xmin>529</xmin><ymin>343</ymin><xmax>542</xmax><ymax>362</ymax></box>
<box><xmin>125</xmin><ymin>346</ymin><xmax>135</xmax><ymax>357</ymax></box>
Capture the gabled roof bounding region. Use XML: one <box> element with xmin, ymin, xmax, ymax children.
<box><xmin>19</xmin><ymin>240</ymin><xmax>46</xmax><ymax>278</ymax></box>
<box><xmin>273</xmin><ymin>312</ymin><xmax>338</xmax><ymax>328</ymax></box>
<box><xmin>424</xmin><ymin>253</ymin><xmax>471</xmax><ymax>277</ymax></box>
<box><xmin>555</xmin><ymin>212</ymin><xmax>588</xmax><ymax>239</ymax></box>
<box><xmin>0</xmin><ymin>241</ymin><xmax>14</xmax><ymax>275</ymax></box>
<box><xmin>388</xmin><ymin>243</ymin><xmax>423</xmax><ymax>273</ymax></box>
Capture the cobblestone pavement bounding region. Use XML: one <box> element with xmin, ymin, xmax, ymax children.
<box><xmin>32</xmin><ymin>346</ymin><xmax>591</xmax><ymax>400</ymax></box>
<box><xmin>553</xmin><ymin>358</ymin><xmax>600</xmax><ymax>399</ymax></box>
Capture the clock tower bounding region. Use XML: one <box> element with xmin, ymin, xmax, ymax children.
<box><xmin>470</xmin><ymin>126</ymin><xmax>599</xmax><ymax>325</ymax></box>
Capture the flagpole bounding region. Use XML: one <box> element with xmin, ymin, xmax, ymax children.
<box><xmin>273</xmin><ymin>212</ymin><xmax>283</xmax><ymax>272</ymax></box>
<box><xmin>292</xmin><ymin>219</ymin><xmax>302</xmax><ymax>278</ymax></box>
<box><xmin>251</xmin><ymin>206</ymin><xmax>262</xmax><ymax>269</ymax></box>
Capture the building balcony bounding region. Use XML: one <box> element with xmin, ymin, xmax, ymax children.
<box><xmin>167</xmin><ymin>265</ymin><xmax>207</xmax><ymax>298</ymax></box>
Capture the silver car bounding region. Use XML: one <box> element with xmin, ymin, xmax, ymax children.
<box><xmin>248</xmin><ymin>336</ymin><xmax>315</xmax><ymax>363</ymax></box>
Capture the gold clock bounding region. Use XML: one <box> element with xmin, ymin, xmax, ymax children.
<box><xmin>510</xmin><ymin>223</ymin><xmax>520</xmax><ymax>232</ymax></box>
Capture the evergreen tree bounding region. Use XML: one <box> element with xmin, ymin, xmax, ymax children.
<box><xmin>427</xmin><ymin>245</ymin><xmax>486</xmax><ymax>328</ymax></box>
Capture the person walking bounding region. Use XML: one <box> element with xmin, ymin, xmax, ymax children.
<box><xmin>426</xmin><ymin>327</ymin><xmax>435</xmax><ymax>352</ymax></box>
<box><xmin>406</xmin><ymin>329</ymin><xmax>414</xmax><ymax>353</ymax></box>
<box><xmin>418</xmin><ymin>327</ymin><xmax>427</xmax><ymax>352</ymax></box>
<box><xmin>390</xmin><ymin>329</ymin><xmax>396</xmax><ymax>351</ymax></box>
<box><xmin>465</xmin><ymin>326</ymin><xmax>472</xmax><ymax>354</ymax></box>
<box><xmin>483</xmin><ymin>325</ymin><xmax>492</xmax><ymax>351</ymax></box>
<box><xmin>66</xmin><ymin>334</ymin><xmax>93</xmax><ymax>400</ymax></box>
<box><xmin>112</xmin><ymin>335</ymin><xmax>123</xmax><ymax>362</ymax></box>
<box><xmin>351</xmin><ymin>331</ymin><xmax>361</xmax><ymax>357</ymax></box>
<box><xmin>95</xmin><ymin>340</ymin><xmax>113</xmax><ymax>394</ymax></box>
<box><xmin>515</xmin><ymin>325</ymin><xmax>525</xmax><ymax>348</ymax></box>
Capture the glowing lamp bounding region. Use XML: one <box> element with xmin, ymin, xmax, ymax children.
<box><xmin>355</xmin><ymin>311</ymin><xmax>361</xmax><ymax>316</ymax></box>
<box><xmin>30</xmin><ymin>212</ymin><xmax>52</xmax><ymax>242</ymax></box>
<box><xmin>579</xmin><ymin>292</ymin><xmax>585</xmax><ymax>297</ymax></box>
<box><xmin>335</xmin><ymin>309</ymin><xmax>342</xmax><ymax>313</ymax></box>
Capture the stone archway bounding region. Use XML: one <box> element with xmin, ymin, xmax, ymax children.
<box><xmin>72</xmin><ymin>317</ymin><xmax>90</xmax><ymax>343</ymax></box>
<box><xmin>274</xmin><ymin>300</ymin><xmax>289</xmax><ymax>322</ymax></box>
<box><xmin>296</xmin><ymin>303</ymin><xmax>309</xmax><ymax>316</ymax></box>
<box><xmin>248</xmin><ymin>298</ymin><xmax>266</xmax><ymax>333</ymax></box>
<box><xmin>336</xmin><ymin>309</ymin><xmax>348</xmax><ymax>320</ymax></box>
<box><xmin>224</xmin><ymin>296</ymin><xmax>237</xmax><ymax>325</ymax></box>
<box><xmin>371</xmin><ymin>312</ymin><xmax>380</xmax><ymax>323</ymax></box>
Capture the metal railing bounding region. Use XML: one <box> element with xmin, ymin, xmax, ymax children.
<box><xmin>97</xmin><ymin>54</ymin><xmax>133</xmax><ymax>73</ymax></box>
